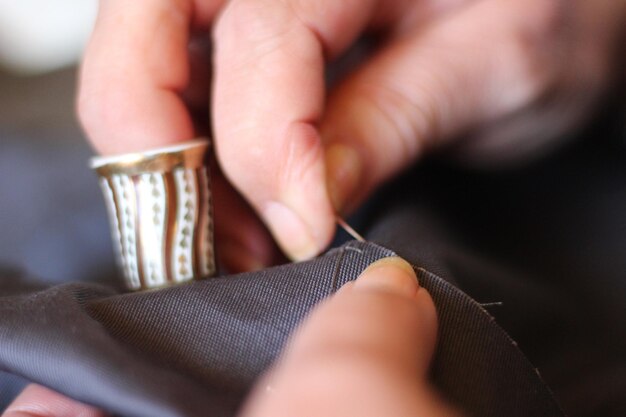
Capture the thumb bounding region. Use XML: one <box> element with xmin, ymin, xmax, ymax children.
<box><xmin>283</xmin><ymin>256</ymin><xmax>438</xmax><ymax>378</ymax></box>
<box><xmin>240</xmin><ymin>257</ymin><xmax>456</xmax><ymax>417</ymax></box>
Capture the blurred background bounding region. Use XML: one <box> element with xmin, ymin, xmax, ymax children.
<box><xmin>0</xmin><ymin>0</ymin><xmax>118</xmax><ymax>284</ymax></box>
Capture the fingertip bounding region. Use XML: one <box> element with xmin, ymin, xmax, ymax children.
<box><xmin>262</xmin><ymin>200</ymin><xmax>334</xmax><ymax>262</ymax></box>
<box><xmin>258</xmin><ymin>124</ymin><xmax>336</xmax><ymax>261</ymax></box>
<box><xmin>212</xmin><ymin>172</ymin><xmax>282</xmax><ymax>273</ymax></box>
<box><xmin>362</xmin><ymin>256</ymin><xmax>417</xmax><ymax>278</ymax></box>
<box><xmin>353</xmin><ymin>256</ymin><xmax>419</xmax><ymax>298</ymax></box>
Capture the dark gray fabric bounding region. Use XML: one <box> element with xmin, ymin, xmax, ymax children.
<box><xmin>0</xmin><ymin>372</ymin><xmax>27</xmax><ymax>408</ymax></box>
<box><xmin>361</xmin><ymin>128</ymin><xmax>626</xmax><ymax>417</ymax></box>
<box><xmin>0</xmin><ymin>241</ymin><xmax>563</xmax><ymax>417</ymax></box>
<box><xmin>2</xmin><ymin>67</ymin><xmax>624</xmax><ymax>417</ymax></box>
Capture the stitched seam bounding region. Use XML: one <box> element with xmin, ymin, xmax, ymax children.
<box><xmin>329</xmin><ymin>246</ymin><xmax>347</xmax><ymax>293</ymax></box>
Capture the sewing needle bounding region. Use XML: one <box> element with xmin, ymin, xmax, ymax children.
<box><xmin>336</xmin><ymin>216</ymin><xmax>366</xmax><ymax>242</ymax></box>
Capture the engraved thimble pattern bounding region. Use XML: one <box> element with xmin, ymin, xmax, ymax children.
<box><xmin>92</xmin><ymin>140</ymin><xmax>215</xmax><ymax>290</ymax></box>
<box><xmin>99</xmin><ymin>167</ymin><xmax>215</xmax><ymax>290</ymax></box>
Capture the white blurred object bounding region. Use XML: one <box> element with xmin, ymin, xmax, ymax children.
<box><xmin>0</xmin><ymin>0</ymin><xmax>98</xmax><ymax>74</ymax></box>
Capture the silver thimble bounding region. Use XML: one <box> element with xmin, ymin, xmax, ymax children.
<box><xmin>91</xmin><ymin>139</ymin><xmax>216</xmax><ymax>291</ymax></box>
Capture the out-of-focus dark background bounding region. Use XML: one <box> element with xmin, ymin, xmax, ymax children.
<box><xmin>0</xmin><ymin>1</ymin><xmax>118</xmax><ymax>284</ymax></box>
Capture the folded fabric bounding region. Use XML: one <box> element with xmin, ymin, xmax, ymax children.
<box><xmin>0</xmin><ymin>241</ymin><xmax>562</xmax><ymax>417</ymax></box>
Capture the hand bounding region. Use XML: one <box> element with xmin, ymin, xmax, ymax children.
<box><xmin>3</xmin><ymin>257</ymin><xmax>458</xmax><ymax>417</ymax></box>
<box><xmin>78</xmin><ymin>0</ymin><xmax>625</xmax><ymax>266</ymax></box>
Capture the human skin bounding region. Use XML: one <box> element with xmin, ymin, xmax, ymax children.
<box><xmin>2</xmin><ymin>257</ymin><xmax>460</xmax><ymax>417</ymax></box>
<box><xmin>76</xmin><ymin>0</ymin><xmax>624</xmax><ymax>270</ymax></box>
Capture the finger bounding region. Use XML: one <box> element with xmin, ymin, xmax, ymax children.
<box><xmin>212</xmin><ymin>0</ymin><xmax>391</xmax><ymax>261</ymax></box>
<box><xmin>78</xmin><ymin>0</ymin><xmax>223</xmax><ymax>155</ymax></box>
<box><xmin>241</xmin><ymin>257</ymin><xmax>456</xmax><ymax>417</ymax></box>
<box><xmin>283</xmin><ymin>257</ymin><xmax>437</xmax><ymax>378</ymax></box>
<box><xmin>2</xmin><ymin>384</ymin><xmax>106</xmax><ymax>417</ymax></box>
<box><xmin>322</xmin><ymin>0</ymin><xmax>562</xmax><ymax>211</ymax></box>
<box><xmin>211</xmin><ymin>0</ymin><xmax>477</xmax><ymax>260</ymax></box>
<box><xmin>212</xmin><ymin>168</ymin><xmax>285</xmax><ymax>273</ymax></box>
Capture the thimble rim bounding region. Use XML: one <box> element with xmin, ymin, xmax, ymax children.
<box><xmin>89</xmin><ymin>138</ymin><xmax>209</xmax><ymax>169</ymax></box>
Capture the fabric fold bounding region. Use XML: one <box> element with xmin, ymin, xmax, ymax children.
<box><xmin>0</xmin><ymin>241</ymin><xmax>563</xmax><ymax>417</ymax></box>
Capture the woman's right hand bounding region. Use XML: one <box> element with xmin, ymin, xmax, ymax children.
<box><xmin>78</xmin><ymin>0</ymin><xmax>625</xmax><ymax>270</ymax></box>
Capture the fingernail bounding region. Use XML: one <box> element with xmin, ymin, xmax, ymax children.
<box><xmin>263</xmin><ymin>201</ymin><xmax>319</xmax><ymax>261</ymax></box>
<box><xmin>353</xmin><ymin>256</ymin><xmax>419</xmax><ymax>298</ymax></box>
<box><xmin>325</xmin><ymin>143</ymin><xmax>362</xmax><ymax>213</ymax></box>
<box><xmin>219</xmin><ymin>241</ymin><xmax>266</xmax><ymax>273</ymax></box>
